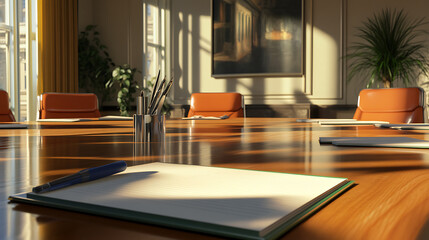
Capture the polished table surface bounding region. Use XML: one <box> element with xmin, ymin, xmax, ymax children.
<box><xmin>1</xmin><ymin>118</ymin><xmax>429</xmax><ymax>240</ymax></box>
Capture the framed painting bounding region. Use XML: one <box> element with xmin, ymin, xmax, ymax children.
<box><xmin>212</xmin><ymin>0</ymin><xmax>304</xmax><ymax>77</ymax></box>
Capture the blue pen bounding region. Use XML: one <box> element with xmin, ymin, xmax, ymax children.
<box><xmin>32</xmin><ymin>161</ymin><xmax>127</xmax><ymax>193</ymax></box>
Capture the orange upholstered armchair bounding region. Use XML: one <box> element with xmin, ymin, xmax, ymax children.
<box><xmin>188</xmin><ymin>93</ymin><xmax>245</xmax><ymax>118</ymax></box>
<box><xmin>0</xmin><ymin>90</ymin><xmax>16</xmax><ymax>122</ymax></box>
<box><xmin>39</xmin><ymin>93</ymin><xmax>101</xmax><ymax>119</ymax></box>
<box><xmin>353</xmin><ymin>87</ymin><xmax>425</xmax><ymax>123</ymax></box>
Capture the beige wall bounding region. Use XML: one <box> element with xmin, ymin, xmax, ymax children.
<box><xmin>79</xmin><ymin>0</ymin><xmax>429</xmax><ymax>106</ymax></box>
<box><xmin>78</xmin><ymin>0</ymin><xmax>143</xmax><ymax>106</ymax></box>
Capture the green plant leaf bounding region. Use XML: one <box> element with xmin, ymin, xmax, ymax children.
<box><xmin>112</xmin><ymin>68</ymin><xmax>119</xmax><ymax>77</ymax></box>
<box><xmin>345</xmin><ymin>8</ymin><xmax>429</xmax><ymax>87</ymax></box>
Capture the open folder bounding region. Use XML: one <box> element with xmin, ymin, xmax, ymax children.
<box><xmin>9</xmin><ymin>162</ymin><xmax>353</xmax><ymax>240</ymax></box>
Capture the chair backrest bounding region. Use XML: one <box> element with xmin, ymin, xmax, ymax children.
<box><xmin>188</xmin><ymin>92</ymin><xmax>245</xmax><ymax>118</ymax></box>
<box><xmin>353</xmin><ymin>87</ymin><xmax>425</xmax><ymax>123</ymax></box>
<box><xmin>0</xmin><ymin>90</ymin><xmax>15</xmax><ymax>122</ymax></box>
<box><xmin>40</xmin><ymin>93</ymin><xmax>101</xmax><ymax>119</ymax></box>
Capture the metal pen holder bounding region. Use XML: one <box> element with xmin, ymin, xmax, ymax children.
<box><xmin>133</xmin><ymin>113</ymin><xmax>166</xmax><ymax>157</ymax></box>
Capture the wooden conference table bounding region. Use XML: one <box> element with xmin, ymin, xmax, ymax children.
<box><xmin>1</xmin><ymin>118</ymin><xmax>429</xmax><ymax>240</ymax></box>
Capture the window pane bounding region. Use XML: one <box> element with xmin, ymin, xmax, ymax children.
<box><xmin>18</xmin><ymin>0</ymin><xmax>27</xmax><ymax>120</ymax></box>
<box><xmin>146</xmin><ymin>45</ymin><xmax>157</xmax><ymax>80</ymax></box>
<box><xmin>144</xmin><ymin>1</ymin><xmax>167</xmax><ymax>85</ymax></box>
<box><xmin>0</xmin><ymin>0</ymin><xmax>5</xmax><ymax>23</ymax></box>
<box><xmin>19</xmin><ymin>0</ymin><xmax>25</xmax><ymax>23</ymax></box>
<box><xmin>146</xmin><ymin>4</ymin><xmax>160</xmax><ymax>79</ymax></box>
<box><xmin>147</xmin><ymin>4</ymin><xmax>157</xmax><ymax>44</ymax></box>
<box><xmin>0</xmin><ymin>48</ymin><xmax>6</xmax><ymax>90</ymax></box>
<box><xmin>0</xmin><ymin>29</ymin><xmax>7</xmax><ymax>90</ymax></box>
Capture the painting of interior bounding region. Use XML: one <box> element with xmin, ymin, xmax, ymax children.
<box><xmin>212</xmin><ymin>0</ymin><xmax>303</xmax><ymax>77</ymax></box>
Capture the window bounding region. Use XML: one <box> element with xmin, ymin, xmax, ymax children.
<box><xmin>0</xmin><ymin>0</ymin><xmax>37</xmax><ymax>121</ymax></box>
<box><xmin>143</xmin><ymin>0</ymin><xmax>170</xmax><ymax>88</ymax></box>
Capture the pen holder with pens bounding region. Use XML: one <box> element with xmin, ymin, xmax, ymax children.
<box><xmin>134</xmin><ymin>114</ymin><xmax>165</xmax><ymax>143</ymax></box>
<box><xmin>133</xmin><ymin>95</ymin><xmax>166</xmax><ymax>158</ymax></box>
<box><xmin>133</xmin><ymin>113</ymin><xmax>166</xmax><ymax>157</ymax></box>
<box><xmin>134</xmin><ymin>72</ymin><xmax>173</xmax><ymax>159</ymax></box>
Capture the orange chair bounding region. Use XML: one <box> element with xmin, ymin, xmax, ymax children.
<box><xmin>0</xmin><ymin>90</ymin><xmax>16</xmax><ymax>122</ymax></box>
<box><xmin>353</xmin><ymin>87</ymin><xmax>425</xmax><ymax>123</ymax></box>
<box><xmin>39</xmin><ymin>93</ymin><xmax>101</xmax><ymax>119</ymax></box>
<box><xmin>188</xmin><ymin>92</ymin><xmax>245</xmax><ymax>118</ymax></box>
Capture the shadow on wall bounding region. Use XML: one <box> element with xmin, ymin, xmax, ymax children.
<box><xmin>173</xmin><ymin>0</ymin><xmax>270</xmax><ymax>104</ymax></box>
<box><xmin>172</xmin><ymin>0</ymin><xmax>210</xmax><ymax>101</ymax></box>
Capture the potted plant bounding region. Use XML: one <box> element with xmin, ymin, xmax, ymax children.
<box><xmin>106</xmin><ymin>64</ymin><xmax>139</xmax><ymax>116</ymax></box>
<box><xmin>346</xmin><ymin>9</ymin><xmax>429</xmax><ymax>88</ymax></box>
<box><xmin>78</xmin><ymin>25</ymin><xmax>115</xmax><ymax>106</ymax></box>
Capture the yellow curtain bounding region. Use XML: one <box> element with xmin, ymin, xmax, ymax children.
<box><xmin>38</xmin><ymin>0</ymin><xmax>78</xmax><ymax>94</ymax></box>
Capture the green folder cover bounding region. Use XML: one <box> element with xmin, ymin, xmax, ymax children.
<box><xmin>9</xmin><ymin>163</ymin><xmax>353</xmax><ymax>240</ymax></box>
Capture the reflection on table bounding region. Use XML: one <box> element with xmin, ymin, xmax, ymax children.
<box><xmin>2</xmin><ymin>118</ymin><xmax>429</xmax><ymax>240</ymax></box>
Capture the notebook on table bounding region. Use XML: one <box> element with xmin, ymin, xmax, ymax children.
<box><xmin>98</xmin><ymin>115</ymin><xmax>133</xmax><ymax>121</ymax></box>
<box><xmin>36</xmin><ymin>118</ymin><xmax>94</xmax><ymax>122</ymax></box>
<box><xmin>319</xmin><ymin>121</ymin><xmax>389</xmax><ymax>125</ymax></box>
<box><xmin>296</xmin><ymin>119</ymin><xmax>357</xmax><ymax>123</ymax></box>
<box><xmin>9</xmin><ymin>162</ymin><xmax>353</xmax><ymax>240</ymax></box>
<box><xmin>0</xmin><ymin>124</ymin><xmax>28</xmax><ymax>129</ymax></box>
<box><xmin>374</xmin><ymin>123</ymin><xmax>429</xmax><ymax>130</ymax></box>
<box><xmin>320</xmin><ymin>137</ymin><xmax>429</xmax><ymax>148</ymax></box>
<box><xmin>38</xmin><ymin>116</ymin><xmax>133</xmax><ymax>122</ymax></box>
<box><xmin>182</xmin><ymin>115</ymin><xmax>229</xmax><ymax>120</ymax></box>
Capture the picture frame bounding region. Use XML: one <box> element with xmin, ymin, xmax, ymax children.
<box><xmin>211</xmin><ymin>0</ymin><xmax>304</xmax><ymax>77</ymax></box>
